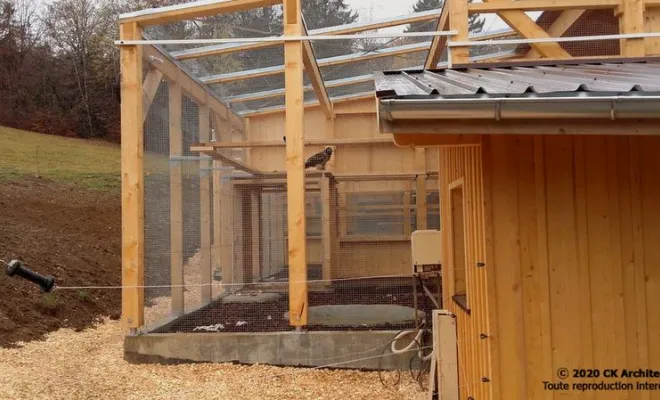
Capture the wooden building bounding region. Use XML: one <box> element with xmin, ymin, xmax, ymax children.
<box><xmin>375</xmin><ymin>26</ymin><xmax>660</xmax><ymax>400</ymax></box>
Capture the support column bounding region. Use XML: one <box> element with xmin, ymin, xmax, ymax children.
<box><xmin>120</xmin><ymin>22</ymin><xmax>144</xmax><ymax>331</ymax></box>
<box><xmin>416</xmin><ymin>175</ymin><xmax>428</xmax><ymax>231</ymax></box>
<box><xmin>199</xmin><ymin>102</ymin><xmax>212</xmax><ymax>304</ymax></box>
<box><xmin>618</xmin><ymin>0</ymin><xmax>646</xmax><ymax>56</ymax></box>
<box><xmin>284</xmin><ymin>0</ymin><xmax>308</xmax><ymax>327</ymax></box>
<box><xmin>169</xmin><ymin>81</ymin><xmax>184</xmax><ymax>316</ymax></box>
<box><xmin>251</xmin><ymin>190</ymin><xmax>261</xmax><ymax>282</ymax></box>
<box><xmin>321</xmin><ymin>174</ymin><xmax>332</xmax><ymax>285</ymax></box>
<box><xmin>448</xmin><ymin>0</ymin><xmax>469</xmax><ymax>64</ymax></box>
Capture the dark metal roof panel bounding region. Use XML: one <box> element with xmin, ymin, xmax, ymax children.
<box><xmin>374</xmin><ymin>60</ymin><xmax>660</xmax><ymax>98</ymax></box>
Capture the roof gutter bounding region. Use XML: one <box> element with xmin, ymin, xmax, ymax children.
<box><xmin>379</xmin><ymin>95</ymin><xmax>660</xmax><ymax>121</ymax></box>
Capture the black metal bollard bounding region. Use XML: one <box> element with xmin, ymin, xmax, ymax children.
<box><xmin>5</xmin><ymin>260</ymin><xmax>56</xmax><ymax>293</ymax></box>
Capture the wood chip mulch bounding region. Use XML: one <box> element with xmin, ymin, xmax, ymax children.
<box><xmin>0</xmin><ymin>318</ymin><xmax>427</xmax><ymax>400</ymax></box>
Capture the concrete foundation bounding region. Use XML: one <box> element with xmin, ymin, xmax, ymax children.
<box><xmin>124</xmin><ymin>330</ymin><xmax>418</xmax><ymax>370</ymax></box>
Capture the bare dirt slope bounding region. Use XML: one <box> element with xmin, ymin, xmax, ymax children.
<box><xmin>0</xmin><ymin>177</ymin><xmax>122</xmax><ymax>347</ymax></box>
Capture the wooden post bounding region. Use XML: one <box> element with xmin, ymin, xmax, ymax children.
<box><xmin>199</xmin><ymin>103</ymin><xmax>212</xmax><ymax>304</ymax></box>
<box><xmin>169</xmin><ymin>80</ymin><xmax>184</xmax><ymax>316</ymax></box>
<box><xmin>220</xmin><ymin>173</ymin><xmax>234</xmax><ymax>290</ymax></box>
<box><xmin>212</xmin><ymin>111</ymin><xmax>230</xmax><ymax>293</ymax></box>
<box><xmin>284</xmin><ymin>0</ymin><xmax>308</xmax><ymax>327</ymax></box>
<box><xmin>251</xmin><ymin>190</ymin><xmax>261</xmax><ymax>282</ymax></box>
<box><xmin>448</xmin><ymin>0</ymin><xmax>469</xmax><ymax>64</ymax></box>
<box><xmin>404</xmin><ymin>181</ymin><xmax>412</xmax><ymax>236</ymax></box>
<box><xmin>417</xmin><ymin>175</ymin><xmax>428</xmax><ymax>231</ymax></box>
<box><xmin>431</xmin><ymin>310</ymin><xmax>459</xmax><ymax>400</ymax></box>
<box><xmin>212</xmin><ymin>160</ymin><xmax>222</xmax><ymax>293</ymax></box>
<box><xmin>321</xmin><ymin>174</ymin><xmax>332</xmax><ymax>285</ymax></box>
<box><xmin>618</xmin><ymin>0</ymin><xmax>645</xmax><ymax>56</ymax></box>
<box><xmin>120</xmin><ymin>22</ymin><xmax>144</xmax><ymax>331</ymax></box>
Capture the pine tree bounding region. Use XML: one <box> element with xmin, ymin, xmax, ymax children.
<box><xmin>301</xmin><ymin>0</ymin><xmax>359</xmax><ymax>59</ymax></box>
<box><xmin>405</xmin><ymin>0</ymin><xmax>485</xmax><ymax>34</ymax></box>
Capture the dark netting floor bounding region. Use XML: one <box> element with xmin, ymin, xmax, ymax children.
<box><xmin>152</xmin><ymin>280</ymin><xmax>439</xmax><ymax>333</ymax></box>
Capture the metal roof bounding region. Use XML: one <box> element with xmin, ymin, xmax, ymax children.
<box><xmin>374</xmin><ymin>59</ymin><xmax>660</xmax><ymax>99</ymax></box>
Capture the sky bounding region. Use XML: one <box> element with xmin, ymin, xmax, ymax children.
<box><xmin>343</xmin><ymin>0</ymin><xmax>541</xmax><ymax>35</ymax></box>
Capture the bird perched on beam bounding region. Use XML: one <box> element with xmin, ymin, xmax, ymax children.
<box><xmin>304</xmin><ymin>147</ymin><xmax>333</xmax><ymax>170</ymax></box>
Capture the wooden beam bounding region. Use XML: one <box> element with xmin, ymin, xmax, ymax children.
<box><xmin>432</xmin><ymin>310</ymin><xmax>459</xmax><ymax>400</ymax></box>
<box><xmin>301</xmin><ymin>17</ymin><xmax>333</xmax><ymax>118</ymax></box>
<box><xmin>197</xmin><ymin>149</ymin><xmax>263</xmax><ymax>175</ymax></box>
<box><xmin>449</xmin><ymin>0</ymin><xmax>469</xmax><ymax>64</ymax></box>
<box><xmin>120</xmin><ymin>21</ymin><xmax>144</xmax><ymax>331</ymax></box>
<box><xmin>392</xmin><ymin>134</ymin><xmax>482</xmax><ymax>147</ymax></box>
<box><xmin>320</xmin><ymin>174</ymin><xmax>332</xmax><ymax>285</ymax></box>
<box><xmin>284</xmin><ymin>0</ymin><xmax>308</xmax><ymax>327</ymax></box>
<box><xmin>480</xmin><ymin>0</ymin><xmax>571</xmax><ymax>58</ymax></box>
<box><xmin>199</xmin><ymin>102</ymin><xmax>212</xmax><ymax>304</ymax></box>
<box><xmin>416</xmin><ymin>175</ymin><xmax>428</xmax><ymax>230</ymax></box>
<box><xmin>201</xmin><ymin>42</ymin><xmax>429</xmax><ymax>84</ymax></box>
<box><xmin>119</xmin><ymin>0</ymin><xmax>281</xmax><ymax>26</ymax></box>
<box><xmin>169</xmin><ymin>81</ymin><xmax>184</xmax><ymax>316</ymax></box>
<box><xmin>524</xmin><ymin>10</ymin><xmax>587</xmax><ymax>58</ymax></box>
<box><xmin>143</xmin><ymin>45</ymin><xmax>244</xmax><ymax>133</ymax></box>
<box><xmin>425</xmin><ymin>2</ymin><xmax>451</xmax><ymax>68</ymax></box>
<box><xmin>468</xmin><ymin>0</ymin><xmax>619</xmax><ymax>13</ymax></box>
<box><xmin>251</xmin><ymin>190</ymin><xmax>261</xmax><ymax>282</ymax></box>
<box><xmin>190</xmin><ymin>137</ymin><xmax>393</xmax><ymax>149</ymax></box>
<box><xmin>647</xmin><ymin>0</ymin><xmax>660</xmax><ymax>6</ymax></box>
<box><xmin>619</xmin><ymin>0</ymin><xmax>646</xmax><ymax>56</ymax></box>
<box><xmin>225</xmin><ymin>75</ymin><xmax>372</xmax><ymax>104</ymax></box>
<box><xmin>142</xmin><ymin>68</ymin><xmax>163</xmax><ymax>123</ymax></box>
<box><xmin>386</xmin><ymin>119</ymin><xmax>660</xmax><ymax>136</ymax></box>
<box><xmin>240</xmin><ymin>92</ymin><xmax>375</xmax><ymax>117</ymax></box>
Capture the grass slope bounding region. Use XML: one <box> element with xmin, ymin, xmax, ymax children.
<box><xmin>0</xmin><ymin>126</ymin><xmax>120</xmax><ymax>190</ymax></box>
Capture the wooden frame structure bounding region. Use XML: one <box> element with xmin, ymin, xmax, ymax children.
<box><xmin>119</xmin><ymin>0</ymin><xmax>660</xmax><ymax>335</ymax></box>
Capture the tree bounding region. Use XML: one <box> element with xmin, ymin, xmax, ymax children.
<box><xmin>405</xmin><ymin>0</ymin><xmax>485</xmax><ymax>34</ymax></box>
<box><xmin>301</xmin><ymin>0</ymin><xmax>359</xmax><ymax>59</ymax></box>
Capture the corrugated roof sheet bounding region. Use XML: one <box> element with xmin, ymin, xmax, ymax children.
<box><xmin>374</xmin><ymin>59</ymin><xmax>660</xmax><ymax>99</ymax></box>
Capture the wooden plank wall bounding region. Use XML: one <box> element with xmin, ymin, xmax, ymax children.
<box><xmin>481</xmin><ymin>134</ymin><xmax>660</xmax><ymax>400</ymax></box>
<box><xmin>438</xmin><ymin>144</ymin><xmax>490</xmax><ymax>400</ymax></box>
<box><xmin>246</xmin><ymin>98</ymin><xmax>437</xmax><ymax>279</ymax></box>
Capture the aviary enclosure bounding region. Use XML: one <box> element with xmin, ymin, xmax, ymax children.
<box><xmin>117</xmin><ymin>0</ymin><xmax>609</xmax><ymax>338</ymax></box>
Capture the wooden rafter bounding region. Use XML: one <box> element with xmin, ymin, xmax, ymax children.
<box><xmin>226</xmin><ymin>74</ymin><xmax>373</xmax><ymax>104</ymax></box>
<box><xmin>142</xmin><ymin>67</ymin><xmax>163</xmax><ymax>122</ymax></box>
<box><xmin>119</xmin><ymin>0</ymin><xmax>282</xmax><ymax>26</ymax></box>
<box><xmin>468</xmin><ymin>0</ymin><xmax>619</xmax><ymax>13</ymax></box>
<box><xmin>524</xmin><ymin>10</ymin><xmax>587</xmax><ymax>58</ymax></box>
<box><xmin>143</xmin><ymin>45</ymin><xmax>245</xmax><ymax>133</ymax></box>
<box><xmin>171</xmin><ymin>8</ymin><xmax>443</xmax><ymax>60</ymax></box>
<box><xmin>196</xmin><ymin>149</ymin><xmax>263</xmax><ymax>175</ymax></box>
<box><xmin>480</xmin><ymin>0</ymin><xmax>570</xmax><ymax>58</ymax></box>
<box><xmin>240</xmin><ymin>92</ymin><xmax>375</xmax><ymax>117</ymax></box>
<box><xmin>202</xmin><ymin>41</ymin><xmax>429</xmax><ymax>84</ymax></box>
<box><xmin>301</xmin><ymin>16</ymin><xmax>332</xmax><ymax>118</ymax></box>
<box><xmin>190</xmin><ymin>137</ymin><xmax>393</xmax><ymax>150</ymax></box>
<box><xmin>425</xmin><ymin>2</ymin><xmax>451</xmax><ymax>68</ymax></box>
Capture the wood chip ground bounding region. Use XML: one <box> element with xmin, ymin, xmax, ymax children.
<box><xmin>0</xmin><ymin>318</ymin><xmax>427</xmax><ymax>400</ymax></box>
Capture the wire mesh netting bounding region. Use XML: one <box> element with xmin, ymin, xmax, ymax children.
<box><xmin>140</xmin><ymin>70</ymin><xmax>442</xmax><ymax>334</ymax></box>
<box><xmin>132</xmin><ymin>0</ymin><xmax>633</xmax><ymax>338</ymax></box>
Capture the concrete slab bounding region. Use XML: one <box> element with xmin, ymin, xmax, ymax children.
<box><xmin>283</xmin><ymin>304</ymin><xmax>425</xmax><ymax>327</ymax></box>
<box><xmin>221</xmin><ymin>291</ymin><xmax>282</xmax><ymax>304</ymax></box>
<box><xmin>124</xmin><ymin>330</ymin><xmax>418</xmax><ymax>371</ymax></box>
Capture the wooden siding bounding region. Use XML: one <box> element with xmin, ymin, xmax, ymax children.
<box><xmin>481</xmin><ymin>134</ymin><xmax>660</xmax><ymax>400</ymax></box>
<box><xmin>439</xmin><ymin>145</ymin><xmax>491</xmax><ymax>400</ymax></box>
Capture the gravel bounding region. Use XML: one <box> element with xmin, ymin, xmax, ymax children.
<box><xmin>0</xmin><ymin>318</ymin><xmax>427</xmax><ymax>400</ymax></box>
